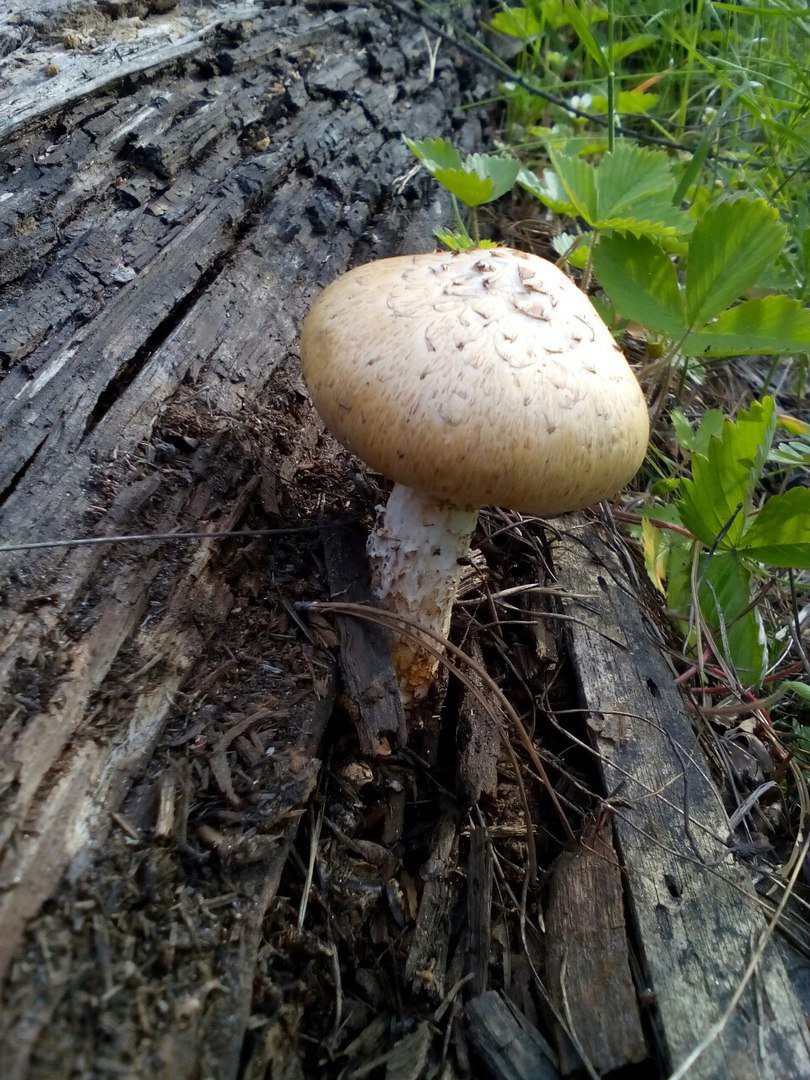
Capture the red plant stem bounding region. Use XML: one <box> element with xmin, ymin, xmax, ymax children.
<box><xmin>611</xmin><ymin>507</ymin><xmax>694</xmax><ymax>539</ymax></box>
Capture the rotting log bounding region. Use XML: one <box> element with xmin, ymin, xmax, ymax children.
<box><xmin>551</xmin><ymin>516</ymin><xmax>810</xmax><ymax>1079</ymax></box>
<box><xmin>0</xmin><ymin>0</ymin><xmax>484</xmax><ymax>1073</ymax></box>
<box><xmin>466</xmin><ymin>991</ymin><xmax>559</xmax><ymax>1080</ymax></box>
<box><xmin>545</xmin><ymin>822</ymin><xmax>646</xmax><ymax>1075</ymax></box>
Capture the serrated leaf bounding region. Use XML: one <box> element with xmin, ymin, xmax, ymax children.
<box><xmin>681</xmin><ymin>295</ymin><xmax>810</xmax><ymax>357</ymax></box>
<box><xmin>594</xmin><ymin>144</ymin><xmax>690</xmax><ymax>237</ymax></box>
<box><xmin>517</xmin><ymin>166</ymin><xmax>577</xmax><ymax>214</ymax></box>
<box><xmin>699</xmin><ymin>551</ymin><xmax>767</xmax><ymax>685</ymax></box>
<box><xmin>592</xmin><ymin>233</ymin><xmax>685</xmax><ymax>336</ymax></box>
<box><xmin>429</xmin><ymin>154</ymin><xmax>519</xmax><ymax>208</ymax></box>
<box><xmin>677</xmin><ymin>398</ymin><xmax>777</xmax><ymax>548</ymax></box>
<box><xmin>549</xmin><ymin>144</ymin><xmax>690</xmax><ymax>238</ymax></box>
<box><xmin>671</xmin><ymin>408</ymin><xmax>726</xmax><ymax>455</ymax></box>
<box><xmin>431</xmin><ymin>168</ymin><xmax>495</xmax><ymax>206</ymax></box>
<box><xmin>543</xmin><ymin>0</ymin><xmax>608</xmax><ymax>30</ymax></box>
<box><xmin>404</xmin><ymin>136</ymin><xmax>461</xmax><ymax>171</ymax></box>
<box><xmin>433</xmin><ymin>227</ymin><xmax>476</xmax><ymax>251</ymax></box>
<box><xmin>685</xmin><ymin>197</ymin><xmax>786</xmax><ymax>328</ymax></box>
<box><xmin>736</xmin><ymin>487</ymin><xmax>810</xmax><ymax>569</ymax></box>
<box><xmin>547</xmin><ymin>146</ymin><xmax>597</xmax><ymax>221</ymax></box>
<box><xmin>464</xmin><ymin>154</ymin><xmax>521</xmax><ymax>201</ymax></box>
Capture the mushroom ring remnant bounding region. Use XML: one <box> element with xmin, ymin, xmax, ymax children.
<box><xmin>300</xmin><ymin>247</ymin><xmax>650</xmax><ymax>702</ymax></box>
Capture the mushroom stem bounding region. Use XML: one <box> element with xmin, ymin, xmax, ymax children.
<box><xmin>367</xmin><ymin>484</ymin><xmax>477</xmax><ymax>703</ymax></box>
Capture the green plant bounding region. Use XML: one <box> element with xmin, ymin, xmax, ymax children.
<box><xmin>404</xmin><ymin>137</ymin><xmax>519</xmax><ymax>249</ymax></box>
<box><xmin>640</xmin><ymin>397</ymin><xmax>810</xmax><ymax>686</ymax></box>
<box><xmin>406</xmin><ymin>133</ymin><xmax>810</xmax><ymax>368</ymax></box>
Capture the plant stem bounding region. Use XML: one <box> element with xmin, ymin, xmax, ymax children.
<box><xmin>606</xmin><ymin>0</ymin><xmax>615</xmax><ymax>152</ymax></box>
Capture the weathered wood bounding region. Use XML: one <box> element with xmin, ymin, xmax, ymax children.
<box><xmin>0</xmin><ymin>1</ymin><xmax>262</xmax><ymax>142</ymax></box>
<box><xmin>466</xmin><ymin>991</ymin><xmax>558</xmax><ymax>1080</ymax></box>
<box><xmin>0</xmin><ymin>0</ymin><xmax>484</xmax><ymax>1072</ymax></box>
<box><xmin>545</xmin><ymin>822</ymin><xmax>646</xmax><ymax>1075</ymax></box>
<box><xmin>322</xmin><ymin>521</ymin><xmax>406</xmax><ymax>756</ymax></box>
<box><xmin>456</xmin><ymin>635</ymin><xmax>500</xmax><ymax>802</ymax></box>
<box><xmin>551</xmin><ymin>517</ymin><xmax>810</xmax><ymax>1078</ymax></box>
<box><xmin>404</xmin><ymin>811</ymin><xmax>458</xmax><ymax>997</ymax></box>
<box><xmin>464</xmin><ymin>817</ymin><xmax>493</xmax><ymax>996</ymax></box>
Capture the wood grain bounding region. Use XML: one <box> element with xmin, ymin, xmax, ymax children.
<box><xmin>552</xmin><ymin>517</ymin><xmax>810</xmax><ymax>1078</ymax></box>
<box><xmin>0</xmin><ymin>0</ymin><xmax>483</xmax><ymax>1072</ymax></box>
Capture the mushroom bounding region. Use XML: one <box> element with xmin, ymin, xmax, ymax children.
<box><xmin>300</xmin><ymin>247</ymin><xmax>649</xmax><ymax>702</ymax></box>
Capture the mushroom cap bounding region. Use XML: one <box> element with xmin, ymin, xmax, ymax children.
<box><xmin>300</xmin><ymin>247</ymin><xmax>649</xmax><ymax>515</ymax></box>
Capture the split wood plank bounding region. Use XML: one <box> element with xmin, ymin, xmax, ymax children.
<box><xmin>405</xmin><ymin>811</ymin><xmax>459</xmax><ymax>998</ymax></box>
<box><xmin>551</xmin><ymin>517</ymin><xmax>810</xmax><ymax>1079</ymax></box>
<box><xmin>545</xmin><ymin>822</ymin><xmax>646</xmax><ymax>1074</ymax></box>
<box><xmin>322</xmin><ymin>521</ymin><xmax>407</xmax><ymax>755</ymax></box>
<box><xmin>466</xmin><ymin>991</ymin><xmax>558</xmax><ymax>1080</ymax></box>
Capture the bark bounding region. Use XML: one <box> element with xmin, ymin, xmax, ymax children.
<box><xmin>0</xmin><ymin>1</ymin><xmax>483</xmax><ymax>1073</ymax></box>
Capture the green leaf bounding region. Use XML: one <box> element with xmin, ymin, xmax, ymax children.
<box><xmin>684</xmin><ymin>197</ymin><xmax>786</xmax><ymax>328</ymax></box>
<box><xmin>699</xmin><ymin>551</ymin><xmax>767</xmax><ymax>685</ymax></box>
<box><xmin>592</xmin><ymin>233</ymin><xmax>685</xmax><ymax>337</ymax></box>
<box><xmin>543</xmin><ymin>0</ymin><xmax>608</xmax><ymax>30</ymax></box>
<box><xmin>769</xmin><ymin>436</ymin><xmax>810</xmax><ymax>468</ymax></box>
<box><xmin>681</xmin><ymin>296</ymin><xmax>810</xmax><ymax>357</ymax></box>
<box><xmin>610</xmin><ymin>34</ymin><xmax>658</xmax><ymax>64</ymax></box>
<box><xmin>593</xmin><ymin>144</ymin><xmax>690</xmax><ymax>237</ymax></box>
<box><xmin>591</xmin><ymin>91</ymin><xmax>659</xmax><ymax>115</ymax></box>
<box><xmin>490</xmin><ymin>7</ymin><xmax>542</xmax><ymax>38</ymax></box>
<box><xmin>547</xmin><ymin>145</ymin><xmax>597</xmax><ymax>221</ymax></box>
<box><xmin>431</xmin><ymin>169</ymin><xmax>496</xmax><ymax>206</ymax></box>
<box><xmin>408</xmin><ymin>141</ymin><xmax>520</xmax><ymax>208</ymax></box>
<box><xmin>565</xmin><ymin>2</ymin><xmax>608</xmax><ymax>71</ymax></box>
<box><xmin>433</xmin><ymin>227</ymin><xmax>476</xmax><ymax>251</ymax></box>
<box><xmin>665</xmin><ymin>540</ymin><xmax>693</xmax><ymax>621</ymax></box>
<box><xmin>783</xmin><ymin>681</ymin><xmax>810</xmax><ymax>706</ymax></box>
<box><xmin>638</xmin><ymin>505</ymin><xmax>688</xmax><ymax>594</ymax></box>
<box><xmin>517</xmin><ymin>166</ymin><xmax>577</xmax><ymax>214</ymax></box>
<box><xmin>551</xmin><ymin>231</ymin><xmax>590</xmax><ymax>269</ymax></box>
<box><xmin>463</xmin><ymin>154</ymin><xmax>521</xmax><ymax>201</ymax></box>
<box><xmin>736</xmin><ymin>487</ymin><xmax>810</xmax><ymax>568</ymax></box>
<box><xmin>548</xmin><ymin>143</ymin><xmax>690</xmax><ymax>238</ymax></box>
<box><xmin>671</xmin><ymin>408</ymin><xmax>725</xmax><ymax>456</ymax></box>
<box><xmin>404</xmin><ymin>136</ymin><xmax>462</xmax><ymax>171</ymax></box>
<box><xmin>677</xmin><ymin>398</ymin><xmax>777</xmax><ymax>548</ymax></box>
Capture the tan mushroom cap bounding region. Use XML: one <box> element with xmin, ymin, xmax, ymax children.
<box><xmin>300</xmin><ymin>247</ymin><xmax>649</xmax><ymax>515</ymax></box>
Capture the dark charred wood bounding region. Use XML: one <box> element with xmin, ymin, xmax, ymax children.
<box><xmin>466</xmin><ymin>991</ymin><xmax>559</xmax><ymax>1080</ymax></box>
<box><xmin>0</xmin><ymin>0</ymin><xmax>484</xmax><ymax>1074</ymax></box>
<box><xmin>464</xmin><ymin>816</ymin><xmax>493</xmax><ymax>996</ymax></box>
<box><xmin>321</xmin><ymin>520</ymin><xmax>406</xmax><ymax>756</ymax></box>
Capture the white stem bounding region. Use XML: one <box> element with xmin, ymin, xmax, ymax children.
<box><xmin>367</xmin><ymin>484</ymin><xmax>477</xmax><ymax>703</ymax></box>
